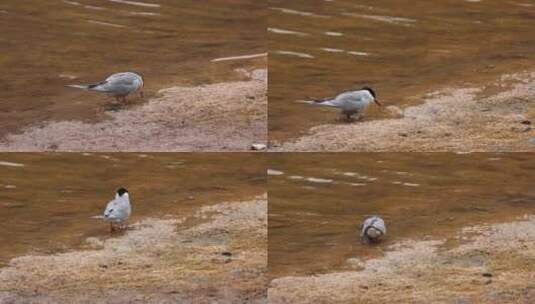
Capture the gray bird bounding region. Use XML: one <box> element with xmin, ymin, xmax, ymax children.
<box><xmin>67</xmin><ymin>72</ymin><xmax>144</xmax><ymax>103</ymax></box>
<box><xmin>360</xmin><ymin>216</ymin><xmax>386</xmax><ymax>243</ymax></box>
<box><xmin>103</xmin><ymin>188</ymin><xmax>132</xmax><ymax>232</ymax></box>
<box><xmin>311</xmin><ymin>87</ymin><xmax>382</xmax><ymax>121</ymax></box>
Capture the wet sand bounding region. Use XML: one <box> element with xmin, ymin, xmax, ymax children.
<box><xmin>0</xmin><ymin>195</ymin><xmax>267</xmax><ymax>304</ymax></box>
<box><xmin>269</xmin><ymin>214</ymin><xmax>535</xmax><ymax>303</ymax></box>
<box><xmin>0</xmin><ymin>69</ymin><xmax>266</xmax><ymax>152</ymax></box>
<box><xmin>273</xmin><ymin>71</ymin><xmax>535</xmax><ymax>152</ymax></box>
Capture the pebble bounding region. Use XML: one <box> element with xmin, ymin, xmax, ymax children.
<box><xmin>385</xmin><ymin>105</ymin><xmax>403</xmax><ymax>117</ymax></box>
<box><xmin>250</xmin><ymin>143</ymin><xmax>267</xmax><ymax>151</ymax></box>
<box><xmin>530</xmin><ymin>138</ymin><xmax>535</xmax><ymax>145</ymax></box>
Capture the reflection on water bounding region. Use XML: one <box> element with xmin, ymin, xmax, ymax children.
<box><xmin>268</xmin><ymin>153</ymin><xmax>535</xmax><ymax>277</ymax></box>
<box><xmin>268</xmin><ymin>0</ymin><xmax>535</xmax><ymax>142</ymax></box>
<box><xmin>0</xmin><ymin>153</ymin><xmax>266</xmax><ymax>266</ymax></box>
<box><xmin>0</xmin><ymin>0</ymin><xmax>265</xmax><ymax>136</ymax></box>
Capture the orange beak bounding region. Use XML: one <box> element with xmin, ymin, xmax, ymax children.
<box><xmin>374</xmin><ymin>99</ymin><xmax>382</xmax><ymax>106</ymax></box>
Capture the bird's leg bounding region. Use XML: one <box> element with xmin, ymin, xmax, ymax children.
<box><xmin>122</xmin><ymin>96</ymin><xmax>127</xmax><ymax>103</ymax></box>
<box><xmin>139</xmin><ymin>90</ymin><xmax>144</xmax><ymax>99</ymax></box>
<box><xmin>114</xmin><ymin>96</ymin><xmax>120</xmax><ymax>103</ymax></box>
<box><xmin>346</xmin><ymin>113</ymin><xmax>352</xmax><ymax>122</ymax></box>
<box><xmin>109</xmin><ymin>222</ymin><xmax>114</xmax><ymax>233</ymax></box>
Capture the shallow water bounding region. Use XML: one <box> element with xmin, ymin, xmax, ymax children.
<box><xmin>0</xmin><ymin>0</ymin><xmax>265</xmax><ymax>136</ymax></box>
<box><xmin>268</xmin><ymin>0</ymin><xmax>535</xmax><ymax>142</ymax></box>
<box><xmin>268</xmin><ymin>153</ymin><xmax>535</xmax><ymax>278</ymax></box>
<box><xmin>0</xmin><ymin>153</ymin><xmax>266</xmax><ymax>266</ymax></box>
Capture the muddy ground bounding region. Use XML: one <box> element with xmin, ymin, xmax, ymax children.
<box><xmin>0</xmin><ymin>69</ymin><xmax>266</xmax><ymax>152</ymax></box>
<box><xmin>0</xmin><ymin>195</ymin><xmax>267</xmax><ymax>304</ymax></box>
<box><xmin>273</xmin><ymin>71</ymin><xmax>535</xmax><ymax>152</ymax></box>
<box><xmin>269</xmin><ymin>215</ymin><xmax>535</xmax><ymax>303</ymax></box>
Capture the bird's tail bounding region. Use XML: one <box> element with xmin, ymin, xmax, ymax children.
<box><xmin>296</xmin><ymin>97</ymin><xmax>335</xmax><ymax>107</ymax></box>
<box><xmin>66</xmin><ymin>82</ymin><xmax>104</xmax><ymax>90</ymax></box>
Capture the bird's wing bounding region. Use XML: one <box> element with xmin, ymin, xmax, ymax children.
<box><xmin>375</xmin><ymin>218</ymin><xmax>386</xmax><ymax>234</ymax></box>
<box><xmin>104</xmin><ymin>199</ymin><xmax>117</xmax><ymax>217</ymax></box>
<box><xmin>106</xmin><ymin>73</ymin><xmax>137</xmax><ymax>86</ymax></box>
<box><xmin>99</xmin><ymin>73</ymin><xmax>142</xmax><ymax>94</ymax></box>
<box><xmin>314</xmin><ymin>90</ymin><xmax>365</xmax><ymax>108</ymax></box>
<box><xmin>333</xmin><ymin>90</ymin><xmax>366</xmax><ymax>106</ymax></box>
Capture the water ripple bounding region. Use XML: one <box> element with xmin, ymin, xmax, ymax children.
<box><xmin>341</xmin><ymin>12</ymin><xmax>417</xmax><ymax>26</ymax></box>
<box><xmin>108</xmin><ymin>0</ymin><xmax>161</xmax><ymax>8</ymax></box>
<box><xmin>275</xmin><ymin>51</ymin><xmax>314</xmax><ymax>59</ymax></box>
<box><xmin>268</xmin><ymin>28</ymin><xmax>309</xmax><ymax>36</ymax></box>
<box><xmin>0</xmin><ymin>161</ymin><xmax>25</xmax><ymax>167</ymax></box>
<box><xmin>324</xmin><ymin>31</ymin><xmax>343</xmax><ymax>37</ymax></box>
<box><xmin>268</xmin><ymin>169</ymin><xmax>285</xmax><ymax>176</ymax></box>
<box><xmin>87</xmin><ymin>20</ymin><xmax>126</xmax><ymax>28</ymax></box>
<box><xmin>270</xmin><ymin>7</ymin><xmax>329</xmax><ymax>18</ymax></box>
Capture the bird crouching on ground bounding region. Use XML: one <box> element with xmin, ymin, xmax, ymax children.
<box><xmin>360</xmin><ymin>216</ymin><xmax>386</xmax><ymax>244</ymax></box>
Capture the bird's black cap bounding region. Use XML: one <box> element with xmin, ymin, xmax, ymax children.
<box><xmin>116</xmin><ymin>187</ymin><xmax>129</xmax><ymax>196</ymax></box>
<box><xmin>361</xmin><ymin>87</ymin><xmax>376</xmax><ymax>98</ymax></box>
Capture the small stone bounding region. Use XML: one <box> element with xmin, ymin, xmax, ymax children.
<box><xmin>221</xmin><ymin>252</ymin><xmax>232</xmax><ymax>257</ymax></box>
<box><xmin>529</xmin><ymin>138</ymin><xmax>535</xmax><ymax>145</ymax></box>
<box><xmin>359</xmin><ymin>285</ymin><xmax>369</xmax><ymax>290</ymax></box>
<box><xmin>482</xmin><ymin>272</ymin><xmax>493</xmax><ymax>277</ymax></box>
<box><xmin>521</xmin><ymin>120</ymin><xmax>531</xmax><ymax>125</ymax></box>
<box><xmin>398</xmin><ymin>133</ymin><xmax>408</xmax><ymax>137</ymax></box>
<box><xmin>250</xmin><ymin>143</ymin><xmax>267</xmax><ymax>151</ymax></box>
<box><xmin>385</xmin><ymin>105</ymin><xmax>403</xmax><ymax>117</ymax></box>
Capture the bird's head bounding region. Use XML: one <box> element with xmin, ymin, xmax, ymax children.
<box><xmin>361</xmin><ymin>86</ymin><xmax>381</xmax><ymax>106</ymax></box>
<box><xmin>116</xmin><ymin>187</ymin><xmax>129</xmax><ymax>198</ymax></box>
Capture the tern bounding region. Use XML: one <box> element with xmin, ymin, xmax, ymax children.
<box><xmin>360</xmin><ymin>216</ymin><xmax>386</xmax><ymax>243</ymax></box>
<box><xmin>67</xmin><ymin>72</ymin><xmax>144</xmax><ymax>103</ymax></box>
<box><xmin>103</xmin><ymin>188</ymin><xmax>132</xmax><ymax>232</ymax></box>
<box><xmin>308</xmin><ymin>87</ymin><xmax>382</xmax><ymax>121</ymax></box>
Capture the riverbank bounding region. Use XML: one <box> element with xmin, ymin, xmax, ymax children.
<box><xmin>269</xmin><ymin>214</ymin><xmax>535</xmax><ymax>303</ymax></box>
<box><xmin>273</xmin><ymin>71</ymin><xmax>535</xmax><ymax>152</ymax></box>
<box><xmin>0</xmin><ymin>69</ymin><xmax>266</xmax><ymax>152</ymax></box>
<box><xmin>0</xmin><ymin>195</ymin><xmax>267</xmax><ymax>303</ymax></box>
